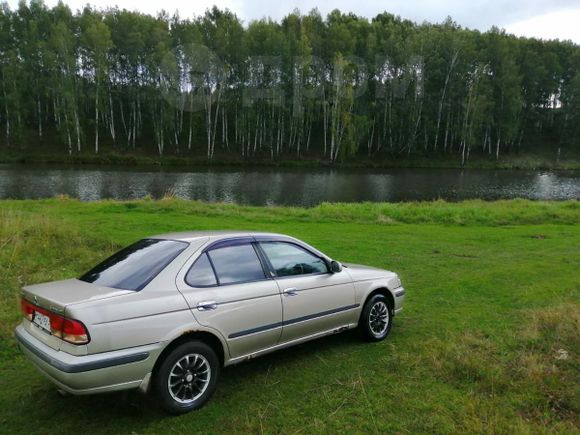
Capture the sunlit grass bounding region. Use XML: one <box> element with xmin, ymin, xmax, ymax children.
<box><xmin>0</xmin><ymin>198</ymin><xmax>578</xmax><ymax>433</ymax></box>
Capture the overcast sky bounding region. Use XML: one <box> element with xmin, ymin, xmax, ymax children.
<box><xmin>6</xmin><ymin>0</ymin><xmax>580</xmax><ymax>43</ymax></box>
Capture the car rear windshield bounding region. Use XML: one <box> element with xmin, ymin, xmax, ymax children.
<box><xmin>79</xmin><ymin>239</ymin><xmax>188</xmax><ymax>291</ymax></box>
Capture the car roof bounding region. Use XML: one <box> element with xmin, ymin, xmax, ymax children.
<box><xmin>150</xmin><ymin>230</ymin><xmax>288</xmax><ymax>242</ymax></box>
<box><xmin>150</xmin><ymin>231</ymin><xmax>331</xmax><ymax>261</ymax></box>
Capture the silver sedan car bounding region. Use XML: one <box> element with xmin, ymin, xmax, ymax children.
<box><xmin>15</xmin><ymin>231</ymin><xmax>405</xmax><ymax>414</ymax></box>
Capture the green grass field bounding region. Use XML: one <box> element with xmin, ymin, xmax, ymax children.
<box><xmin>0</xmin><ymin>198</ymin><xmax>578</xmax><ymax>433</ymax></box>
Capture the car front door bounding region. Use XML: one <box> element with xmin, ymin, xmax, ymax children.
<box><xmin>257</xmin><ymin>241</ymin><xmax>356</xmax><ymax>344</ymax></box>
<box><xmin>177</xmin><ymin>239</ymin><xmax>283</xmax><ymax>359</ymax></box>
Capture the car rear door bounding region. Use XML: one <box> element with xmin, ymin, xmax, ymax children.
<box><xmin>257</xmin><ymin>241</ymin><xmax>357</xmax><ymax>344</ymax></box>
<box><xmin>176</xmin><ymin>238</ymin><xmax>283</xmax><ymax>359</ymax></box>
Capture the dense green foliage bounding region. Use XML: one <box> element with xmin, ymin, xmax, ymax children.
<box><xmin>0</xmin><ymin>199</ymin><xmax>578</xmax><ymax>432</ymax></box>
<box><xmin>0</xmin><ymin>2</ymin><xmax>580</xmax><ymax>166</ymax></box>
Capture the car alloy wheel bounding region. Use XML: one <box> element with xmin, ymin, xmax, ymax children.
<box><xmin>154</xmin><ymin>341</ymin><xmax>219</xmax><ymax>414</ymax></box>
<box><xmin>359</xmin><ymin>293</ymin><xmax>393</xmax><ymax>341</ymax></box>
<box><xmin>167</xmin><ymin>353</ymin><xmax>211</xmax><ymax>404</ymax></box>
<box><xmin>368</xmin><ymin>301</ymin><xmax>389</xmax><ymax>337</ymax></box>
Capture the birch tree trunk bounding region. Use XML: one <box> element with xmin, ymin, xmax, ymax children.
<box><xmin>433</xmin><ymin>50</ymin><xmax>459</xmax><ymax>150</ymax></box>
<box><xmin>94</xmin><ymin>80</ymin><xmax>100</xmax><ymax>154</ymax></box>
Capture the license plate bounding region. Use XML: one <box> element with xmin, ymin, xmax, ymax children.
<box><xmin>33</xmin><ymin>311</ymin><xmax>51</xmax><ymax>333</ymax></box>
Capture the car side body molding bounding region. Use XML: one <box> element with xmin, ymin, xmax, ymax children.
<box><xmin>228</xmin><ymin>303</ymin><xmax>360</xmax><ymax>339</ymax></box>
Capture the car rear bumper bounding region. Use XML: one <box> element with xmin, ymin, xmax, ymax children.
<box><xmin>15</xmin><ymin>324</ymin><xmax>163</xmax><ymax>395</ymax></box>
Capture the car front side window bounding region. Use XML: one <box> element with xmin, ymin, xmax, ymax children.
<box><xmin>260</xmin><ymin>242</ymin><xmax>328</xmax><ymax>277</ymax></box>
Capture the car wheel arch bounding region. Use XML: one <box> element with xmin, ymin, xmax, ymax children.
<box><xmin>361</xmin><ymin>287</ymin><xmax>394</xmax><ymax>317</ymax></box>
<box><xmin>152</xmin><ymin>330</ymin><xmax>226</xmax><ymax>379</ymax></box>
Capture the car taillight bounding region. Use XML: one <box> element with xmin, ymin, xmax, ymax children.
<box><xmin>62</xmin><ymin>318</ymin><xmax>90</xmax><ymax>344</ymax></box>
<box><xmin>21</xmin><ymin>299</ymin><xmax>34</xmax><ymax>321</ymax></box>
<box><xmin>21</xmin><ymin>297</ymin><xmax>90</xmax><ymax>345</ymax></box>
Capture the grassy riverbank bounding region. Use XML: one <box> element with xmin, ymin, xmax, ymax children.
<box><xmin>2</xmin><ymin>149</ymin><xmax>579</xmax><ymax>170</ymax></box>
<box><xmin>0</xmin><ymin>199</ymin><xmax>578</xmax><ymax>433</ymax></box>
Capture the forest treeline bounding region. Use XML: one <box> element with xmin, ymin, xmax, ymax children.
<box><xmin>1</xmin><ymin>1</ymin><xmax>579</xmax><ymax>163</ymax></box>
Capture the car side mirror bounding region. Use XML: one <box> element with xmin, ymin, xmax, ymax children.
<box><xmin>329</xmin><ymin>260</ymin><xmax>342</xmax><ymax>273</ymax></box>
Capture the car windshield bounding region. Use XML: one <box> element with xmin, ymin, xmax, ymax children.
<box><xmin>79</xmin><ymin>239</ymin><xmax>188</xmax><ymax>291</ymax></box>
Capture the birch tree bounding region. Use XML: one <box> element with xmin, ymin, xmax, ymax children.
<box><xmin>80</xmin><ymin>10</ymin><xmax>113</xmax><ymax>154</ymax></box>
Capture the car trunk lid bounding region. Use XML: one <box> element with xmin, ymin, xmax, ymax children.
<box><xmin>21</xmin><ymin>278</ymin><xmax>132</xmax><ymax>350</ymax></box>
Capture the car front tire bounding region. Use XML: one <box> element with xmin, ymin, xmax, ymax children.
<box><xmin>153</xmin><ymin>341</ymin><xmax>220</xmax><ymax>414</ymax></box>
<box><xmin>359</xmin><ymin>293</ymin><xmax>393</xmax><ymax>341</ymax></box>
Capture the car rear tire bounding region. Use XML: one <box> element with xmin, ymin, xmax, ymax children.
<box><xmin>153</xmin><ymin>341</ymin><xmax>220</xmax><ymax>414</ymax></box>
<box><xmin>359</xmin><ymin>293</ymin><xmax>393</xmax><ymax>341</ymax></box>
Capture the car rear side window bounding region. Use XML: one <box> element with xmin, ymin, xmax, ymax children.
<box><xmin>185</xmin><ymin>253</ymin><xmax>218</xmax><ymax>287</ymax></box>
<box><xmin>80</xmin><ymin>239</ymin><xmax>188</xmax><ymax>291</ymax></box>
<box><xmin>207</xmin><ymin>244</ymin><xmax>266</xmax><ymax>285</ymax></box>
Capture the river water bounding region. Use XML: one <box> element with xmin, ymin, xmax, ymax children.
<box><xmin>0</xmin><ymin>164</ymin><xmax>577</xmax><ymax>206</ymax></box>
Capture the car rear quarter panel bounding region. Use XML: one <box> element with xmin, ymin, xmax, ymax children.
<box><xmin>66</xmin><ymin>238</ymin><xmax>215</xmax><ymax>355</ymax></box>
<box><xmin>67</xmin><ymin>291</ymin><xmax>197</xmax><ymax>354</ymax></box>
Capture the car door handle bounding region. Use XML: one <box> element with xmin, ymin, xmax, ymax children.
<box><xmin>196</xmin><ymin>301</ymin><xmax>218</xmax><ymax>311</ymax></box>
<box><xmin>283</xmin><ymin>287</ymin><xmax>298</xmax><ymax>296</ymax></box>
